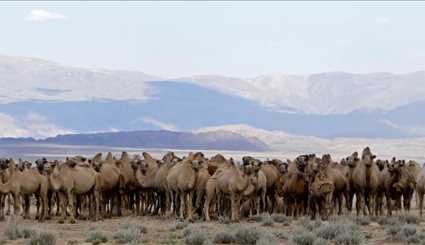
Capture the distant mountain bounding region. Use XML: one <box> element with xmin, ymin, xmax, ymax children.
<box><xmin>0</xmin><ymin>55</ymin><xmax>158</xmax><ymax>104</ymax></box>
<box><xmin>180</xmin><ymin>71</ymin><xmax>425</xmax><ymax>114</ymax></box>
<box><xmin>0</xmin><ymin>130</ymin><xmax>269</xmax><ymax>152</ymax></box>
<box><xmin>1</xmin><ymin>55</ymin><xmax>425</xmax><ymax>139</ymax></box>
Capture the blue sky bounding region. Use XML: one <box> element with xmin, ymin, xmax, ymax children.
<box><xmin>1</xmin><ymin>1</ymin><xmax>425</xmax><ymax>78</ymax></box>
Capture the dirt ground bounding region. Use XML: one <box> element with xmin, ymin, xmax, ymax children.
<box><xmin>1</xmin><ymin>210</ymin><xmax>422</xmax><ymax>245</ymax></box>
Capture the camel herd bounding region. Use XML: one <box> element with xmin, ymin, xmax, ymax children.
<box><xmin>0</xmin><ymin>147</ymin><xmax>425</xmax><ymax>224</ymax></box>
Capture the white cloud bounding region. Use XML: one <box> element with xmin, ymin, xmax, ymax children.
<box><xmin>0</xmin><ymin>112</ymin><xmax>72</xmax><ymax>139</ymax></box>
<box><xmin>26</xmin><ymin>9</ymin><xmax>67</xmax><ymax>22</ymax></box>
<box><xmin>375</xmin><ymin>17</ymin><xmax>390</xmax><ymax>24</ymax></box>
<box><xmin>141</xmin><ymin>117</ymin><xmax>177</xmax><ymax>131</ymax></box>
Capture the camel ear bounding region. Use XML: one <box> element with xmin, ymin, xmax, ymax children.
<box><xmin>372</xmin><ymin>155</ymin><xmax>376</xmax><ymax>160</ymax></box>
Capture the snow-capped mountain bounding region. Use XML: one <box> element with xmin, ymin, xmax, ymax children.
<box><xmin>1</xmin><ymin>55</ymin><xmax>425</xmax><ymax>139</ymax></box>
<box><xmin>179</xmin><ymin>72</ymin><xmax>425</xmax><ymax>114</ymax></box>
<box><xmin>0</xmin><ymin>55</ymin><xmax>158</xmax><ymax>104</ymax></box>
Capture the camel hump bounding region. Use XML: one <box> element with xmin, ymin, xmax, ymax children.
<box><xmin>105</xmin><ymin>152</ymin><xmax>114</xmax><ymax>163</ymax></box>
<box><xmin>143</xmin><ymin>152</ymin><xmax>153</xmax><ymax>160</ymax></box>
<box><xmin>93</xmin><ymin>153</ymin><xmax>102</xmax><ymax>162</ymax></box>
<box><xmin>121</xmin><ymin>151</ymin><xmax>129</xmax><ymax>162</ymax></box>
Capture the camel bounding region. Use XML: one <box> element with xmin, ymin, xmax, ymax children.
<box><xmin>91</xmin><ymin>152</ymin><xmax>122</xmax><ymax>219</ymax></box>
<box><xmin>309</xmin><ymin>166</ymin><xmax>334</xmax><ymax>220</ymax></box>
<box><xmin>115</xmin><ymin>152</ymin><xmax>139</xmax><ymax>215</ymax></box>
<box><xmin>349</xmin><ymin>147</ymin><xmax>379</xmax><ymax>216</ymax></box>
<box><xmin>49</xmin><ymin>157</ymin><xmax>97</xmax><ymax>223</ymax></box>
<box><xmin>281</xmin><ymin>156</ymin><xmax>309</xmax><ymax>217</ymax></box>
<box><xmin>321</xmin><ymin>154</ymin><xmax>350</xmax><ymax>215</ymax></box>
<box><xmin>416</xmin><ymin>165</ymin><xmax>425</xmax><ymax>216</ymax></box>
<box><xmin>166</xmin><ymin>152</ymin><xmax>202</xmax><ymax>221</ymax></box>
<box><xmin>0</xmin><ymin>159</ymin><xmax>49</xmax><ymax>222</ymax></box>
<box><xmin>204</xmin><ymin>158</ymin><xmax>259</xmax><ymax>222</ymax></box>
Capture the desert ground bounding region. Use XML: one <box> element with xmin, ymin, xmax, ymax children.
<box><xmin>0</xmin><ymin>210</ymin><xmax>424</xmax><ymax>245</ymax></box>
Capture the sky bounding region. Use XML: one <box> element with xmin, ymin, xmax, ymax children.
<box><xmin>1</xmin><ymin>1</ymin><xmax>425</xmax><ymax>78</ymax></box>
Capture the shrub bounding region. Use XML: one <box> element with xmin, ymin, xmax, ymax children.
<box><xmin>261</xmin><ymin>214</ymin><xmax>274</xmax><ymax>227</ymax></box>
<box><xmin>255</xmin><ymin>234</ymin><xmax>277</xmax><ymax>245</ymax></box>
<box><xmin>22</xmin><ymin>228</ymin><xmax>37</xmax><ymax>239</ymax></box>
<box><xmin>170</xmin><ymin>221</ymin><xmax>188</xmax><ymax>231</ymax></box>
<box><xmin>290</xmin><ymin>229</ymin><xmax>316</xmax><ymax>245</ymax></box>
<box><xmin>386</xmin><ymin>224</ymin><xmax>417</xmax><ymax>242</ymax></box>
<box><xmin>185</xmin><ymin>231</ymin><xmax>207</xmax><ymax>245</ymax></box>
<box><xmin>213</xmin><ymin>231</ymin><xmax>234</xmax><ymax>244</ymax></box>
<box><xmin>86</xmin><ymin>231</ymin><xmax>108</xmax><ymax>245</ymax></box>
<box><xmin>28</xmin><ymin>232</ymin><xmax>56</xmax><ymax>245</ymax></box>
<box><xmin>4</xmin><ymin>223</ymin><xmax>23</xmax><ymax>240</ymax></box>
<box><xmin>402</xmin><ymin>214</ymin><xmax>419</xmax><ymax>225</ymax></box>
<box><xmin>298</xmin><ymin>219</ymin><xmax>322</xmax><ymax>232</ymax></box>
<box><xmin>273</xmin><ymin>231</ymin><xmax>288</xmax><ymax>240</ymax></box>
<box><xmin>378</xmin><ymin>216</ymin><xmax>403</xmax><ymax>226</ymax></box>
<box><xmin>334</xmin><ymin>230</ymin><xmax>363</xmax><ymax>245</ymax></box>
<box><xmin>249</xmin><ymin>215</ymin><xmax>264</xmax><ymax>222</ymax></box>
<box><xmin>271</xmin><ymin>214</ymin><xmax>291</xmax><ymax>225</ymax></box>
<box><xmin>113</xmin><ymin>225</ymin><xmax>144</xmax><ymax>245</ymax></box>
<box><xmin>218</xmin><ymin>216</ymin><xmax>231</xmax><ymax>224</ymax></box>
<box><xmin>354</xmin><ymin>216</ymin><xmax>370</xmax><ymax>226</ymax></box>
<box><xmin>312</xmin><ymin>238</ymin><xmax>331</xmax><ymax>245</ymax></box>
<box><xmin>233</xmin><ymin>227</ymin><xmax>260</xmax><ymax>244</ymax></box>
<box><xmin>316</xmin><ymin>223</ymin><xmax>346</xmax><ymax>240</ymax></box>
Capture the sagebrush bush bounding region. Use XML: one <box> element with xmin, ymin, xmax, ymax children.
<box><xmin>4</xmin><ymin>223</ymin><xmax>23</xmax><ymax>240</ymax></box>
<box><xmin>378</xmin><ymin>216</ymin><xmax>404</xmax><ymax>226</ymax></box>
<box><xmin>113</xmin><ymin>225</ymin><xmax>144</xmax><ymax>245</ymax></box>
<box><xmin>261</xmin><ymin>214</ymin><xmax>274</xmax><ymax>227</ymax></box>
<box><xmin>28</xmin><ymin>232</ymin><xmax>56</xmax><ymax>245</ymax></box>
<box><xmin>271</xmin><ymin>214</ymin><xmax>291</xmax><ymax>225</ymax></box>
<box><xmin>233</xmin><ymin>227</ymin><xmax>260</xmax><ymax>244</ymax></box>
<box><xmin>22</xmin><ymin>228</ymin><xmax>37</xmax><ymax>239</ymax></box>
<box><xmin>170</xmin><ymin>221</ymin><xmax>188</xmax><ymax>231</ymax></box>
<box><xmin>255</xmin><ymin>234</ymin><xmax>277</xmax><ymax>245</ymax></box>
<box><xmin>185</xmin><ymin>230</ymin><xmax>207</xmax><ymax>245</ymax></box>
<box><xmin>86</xmin><ymin>231</ymin><xmax>108</xmax><ymax>245</ymax></box>
<box><xmin>249</xmin><ymin>215</ymin><xmax>264</xmax><ymax>222</ymax></box>
<box><xmin>334</xmin><ymin>230</ymin><xmax>363</xmax><ymax>245</ymax></box>
<box><xmin>273</xmin><ymin>231</ymin><xmax>288</xmax><ymax>240</ymax></box>
<box><xmin>354</xmin><ymin>216</ymin><xmax>370</xmax><ymax>226</ymax></box>
<box><xmin>290</xmin><ymin>229</ymin><xmax>316</xmax><ymax>245</ymax></box>
<box><xmin>312</xmin><ymin>237</ymin><xmax>331</xmax><ymax>245</ymax></box>
<box><xmin>386</xmin><ymin>223</ymin><xmax>418</xmax><ymax>242</ymax></box>
<box><xmin>213</xmin><ymin>231</ymin><xmax>234</xmax><ymax>244</ymax></box>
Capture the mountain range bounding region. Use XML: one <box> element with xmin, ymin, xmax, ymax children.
<box><xmin>0</xmin><ymin>55</ymin><xmax>425</xmax><ymax>141</ymax></box>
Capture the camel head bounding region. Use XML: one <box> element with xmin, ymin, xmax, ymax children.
<box><xmin>376</xmin><ymin>159</ymin><xmax>386</xmax><ymax>171</ymax></box>
<box><xmin>0</xmin><ymin>158</ymin><xmax>12</xmax><ymax>170</ymax></box>
<box><xmin>35</xmin><ymin>157</ymin><xmax>48</xmax><ymax>172</ymax></box>
<box><xmin>64</xmin><ymin>157</ymin><xmax>79</xmax><ymax>168</ymax></box>
<box><xmin>295</xmin><ymin>155</ymin><xmax>309</xmax><ymax>172</ymax></box>
<box><xmin>211</xmin><ymin>154</ymin><xmax>226</xmax><ymax>163</ymax></box>
<box><xmin>347</xmin><ymin>152</ymin><xmax>360</xmax><ymax>168</ymax></box>
<box><xmin>361</xmin><ymin>147</ymin><xmax>376</xmax><ymax>167</ymax></box>
<box><xmin>162</xmin><ymin>152</ymin><xmax>176</xmax><ymax>163</ymax></box>
<box><xmin>129</xmin><ymin>155</ymin><xmax>143</xmax><ymax>171</ymax></box>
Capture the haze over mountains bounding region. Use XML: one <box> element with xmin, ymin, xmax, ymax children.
<box><xmin>1</xmin><ymin>54</ymin><xmax>425</xmax><ymax>150</ymax></box>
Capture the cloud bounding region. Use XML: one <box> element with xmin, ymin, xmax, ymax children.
<box><xmin>26</xmin><ymin>9</ymin><xmax>67</xmax><ymax>22</ymax></box>
<box><xmin>141</xmin><ymin>117</ymin><xmax>177</xmax><ymax>131</ymax></box>
<box><xmin>375</xmin><ymin>17</ymin><xmax>390</xmax><ymax>24</ymax></box>
<box><xmin>0</xmin><ymin>112</ymin><xmax>72</xmax><ymax>139</ymax></box>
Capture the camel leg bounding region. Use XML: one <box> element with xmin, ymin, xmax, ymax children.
<box><xmin>178</xmin><ymin>191</ymin><xmax>185</xmax><ymax>219</ymax></box>
<box><xmin>230</xmin><ymin>194</ymin><xmax>237</xmax><ymax>222</ymax></box>
<box><xmin>67</xmin><ymin>191</ymin><xmax>76</xmax><ymax>224</ymax></box>
<box><xmin>419</xmin><ymin>192</ymin><xmax>424</xmax><ymax>217</ymax></box>
<box><xmin>187</xmin><ymin>191</ymin><xmax>193</xmax><ymax>221</ymax></box>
